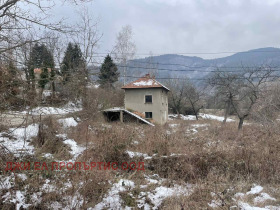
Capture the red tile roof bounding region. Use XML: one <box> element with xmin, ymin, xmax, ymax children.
<box><xmin>121</xmin><ymin>74</ymin><xmax>169</xmax><ymax>91</ymax></box>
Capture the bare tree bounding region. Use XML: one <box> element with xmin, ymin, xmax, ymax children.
<box><xmin>208</xmin><ymin>70</ymin><xmax>241</xmax><ymax>123</ymax></box>
<box><xmin>0</xmin><ymin>0</ymin><xmax>62</xmax><ymax>54</ymax></box>
<box><xmin>209</xmin><ymin>66</ymin><xmax>277</xmax><ymax>130</ymax></box>
<box><xmin>69</xmin><ymin>8</ymin><xmax>102</xmax><ymax>107</ymax></box>
<box><xmin>184</xmin><ymin>82</ymin><xmax>205</xmax><ymax>120</ymax></box>
<box><xmin>0</xmin><ymin>0</ymin><xmax>93</xmax><ymax>55</ymax></box>
<box><xmin>232</xmin><ymin>66</ymin><xmax>276</xmax><ymax>129</ymax></box>
<box><xmin>74</xmin><ymin>7</ymin><xmax>102</xmax><ymax>66</ymax></box>
<box><xmin>250</xmin><ymin>82</ymin><xmax>280</xmax><ymax>126</ymax></box>
<box><xmin>167</xmin><ymin>78</ymin><xmax>187</xmax><ymax>117</ymax></box>
<box><xmin>112</xmin><ymin>25</ymin><xmax>136</xmax><ymax>85</ymax></box>
<box><xmin>44</xmin><ymin>32</ymin><xmax>66</xmax><ymax>67</ymax></box>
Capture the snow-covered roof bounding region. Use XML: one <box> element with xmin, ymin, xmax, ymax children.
<box><xmin>121</xmin><ymin>74</ymin><xmax>170</xmax><ymax>91</ymax></box>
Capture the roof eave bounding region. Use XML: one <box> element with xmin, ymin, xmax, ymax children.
<box><xmin>121</xmin><ymin>86</ymin><xmax>170</xmax><ymax>91</ymax></box>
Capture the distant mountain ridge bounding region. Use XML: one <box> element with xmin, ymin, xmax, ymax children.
<box><xmin>124</xmin><ymin>47</ymin><xmax>280</xmax><ymax>82</ymax></box>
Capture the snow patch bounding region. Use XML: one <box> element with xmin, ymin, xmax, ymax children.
<box><xmin>133</xmin><ymin>80</ymin><xmax>154</xmax><ymax>86</ymax></box>
<box><xmin>3</xmin><ymin>191</ymin><xmax>31</xmax><ymax>210</ymax></box>
<box><xmin>17</xmin><ymin>174</ymin><xmax>27</xmax><ymax>181</ymax></box>
<box><xmin>181</xmin><ymin>115</ymin><xmax>197</xmax><ymax>120</ymax></box>
<box><xmin>58</xmin><ymin>117</ymin><xmax>78</xmax><ymax>128</ymax></box>
<box><xmin>20</xmin><ymin>101</ymin><xmax>82</xmax><ymax>115</ymax></box>
<box><xmin>246</xmin><ymin>185</ymin><xmax>263</xmax><ymax>195</ymax></box>
<box><xmin>43</xmin><ymin>153</ymin><xmax>53</xmax><ymax>159</ymax></box>
<box><xmin>0</xmin><ymin>124</ymin><xmax>39</xmax><ymax>155</ymax></box>
<box><xmin>63</xmin><ymin>139</ymin><xmax>86</xmax><ymax>160</ymax></box>
<box><xmin>200</xmin><ymin>113</ymin><xmax>235</xmax><ymax>122</ymax></box>
<box><xmin>238</xmin><ymin>201</ymin><xmax>275</xmax><ymax>210</ymax></box>
<box><xmin>126</xmin><ymin>150</ymin><xmax>149</xmax><ymax>159</ymax></box>
<box><xmin>93</xmin><ymin>179</ymin><xmax>135</xmax><ymax>209</ymax></box>
<box><xmin>42</xmin><ymin>179</ymin><xmax>56</xmax><ymax>193</ymax></box>
<box><xmin>0</xmin><ymin>175</ymin><xmax>14</xmax><ymax>189</ymax></box>
<box><xmin>147</xmin><ymin>185</ymin><xmax>192</xmax><ymax>209</ymax></box>
<box><xmin>254</xmin><ymin>193</ymin><xmax>276</xmax><ymax>203</ymax></box>
<box><xmin>42</xmin><ymin>90</ymin><xmax>52</xmax><ymax>97</ymax></box>
<box><xmin>208</xmin><ymin>199</ymin><xmax>223</xmax><ymax>208</ymax></box>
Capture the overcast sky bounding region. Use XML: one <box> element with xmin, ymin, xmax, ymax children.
<box><xmin>52</xmin><ymin>0</ymin><xmax>280</xmax><ymax>59</ymax></box>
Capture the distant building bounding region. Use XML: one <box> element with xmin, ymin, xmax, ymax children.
<box><xmin>33</xmin><ymin>68</ymin><xmax>52</xmax><ymax>75</ymax></box>
<box><xmin>121</xmin><ymin>74</ymin><xmax>169</xmax><ymax>125</ymax></box>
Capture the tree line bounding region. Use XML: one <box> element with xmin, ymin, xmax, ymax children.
<box><xmin>168</xmin><ymin>66</ymin><xmax>280</xmax><ymax>129</ymax></box>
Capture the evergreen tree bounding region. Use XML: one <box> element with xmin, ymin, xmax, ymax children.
<box><xmin>61</xmin><ymin>42</ymin><xmax>85</xmax><ymax>82</ymax></box>
<box><xmin>38</xmin><ymin>67</ymin><xmax>49</xmax><ymax>90</ymax></box>
<box><xmin>27</xmin><ymin>43</ymin><xmax>55</xmax><ymax>96</ymax></box>
<box><xmin>98</xmin><ymin>55</ymin><xmax>119</xmax><ymax>89</ymax></box>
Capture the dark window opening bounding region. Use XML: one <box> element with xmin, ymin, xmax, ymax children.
<box><xmin>145</xmin><ymin>95</ymin><xmax>152</xmax><ymax>103</ymax></box>
<box><xmin>145</xmin><ymin>112</ymin><xmax>153</xmax><ymax>119</ymax></box>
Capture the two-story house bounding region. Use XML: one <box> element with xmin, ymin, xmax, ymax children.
<box><xmin>121</xmin><ymin>74</ymin><xmax>169</xmax><ymax>125</ymax></box>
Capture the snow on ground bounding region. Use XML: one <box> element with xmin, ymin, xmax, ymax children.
<box><xmin>0</xmin><ymin>174</ymin><xmax>14</xmax><ymax>190</ymax></box>
<box><xmin>145</xmin><ymin>174</ymin><xmax>164</xmax><ymax>185</ymax></box>
<box><xmin>43</xmin><ymin>153</ymin><xmax>53</xmax><ymax>159</ymax></box>
<box><xmin>146</xmin><ymin>185</ymin><xmax>192</xmax><ymax>209</ymax></box>
<box><xmin>0</xmin><ymin>123</ymin><xmax>39</xmax><ymax>155</ymax></box>
<box><xmin>18</xmin><ymin>101</ymin><xmax>82</xmax><ymax>115</ymax></box>
<box><xmin>63</xmin><ymin>138</ymin><xmax>86</xmax><ymax>160</ymax></box>
<box><xmin>231</xmin><ymin>185</ymin><xmax>279</xmax><ymax>210</ymax></box>
<box><xmin>93</xmin><ymin>178</ymin><xmax>192</xmax><ymax>210</ymax></box>
<box><xmin>169</xmin><ymin>123</ymin><xmax>179</xmax><ymax>128</ymax></box>
<box><xmin>3</xmin><ymin>190</ymin><xmax>31</xmax><ymax>210</ymax></box>
<box><xmin>246</xmin><ymin>185</ymin><xmax>264</xmax><ymax>195</ymax></box>
<box><xmin>208</xmin><ymin>199</ymin><xmax>223</xmax><ymax>208</ymax></box>
<box><xmin>42</xmin><ymin>90</ymin><xmax>52</xmax><ymax>97</ymax></box>
<box><xmin>17</xmin><ymin>174</ymin><xmax>27</xmax><ymax>181</ymax></box>
<box><xmin>168</xmin><ymin>122</ymin><xmax>209</xmax><ymax>135</ymax></box>
<box><xmin>58</xmin><ymin>117</ymin><xmax>78</xmax><ymax>128</ymax></box>
<box><xmin>181</xmin><ymin>115</ymin><xmax>197</xmax><ymax>120</ymax></box>
<box><xmin>168</xmin><ymin>123</ymin><xmax>209</xmax><ymax>135</ymax></box>
<box><xmin>168</xmin><ymin>113</ymin><xmax>235</xmax><ymax>122</ymax></box>
<box><xmin>254</xmin><ymin>193</ymin><xmax>276</xmax><ymax>204</ymax></box>
<box><xmin>208</xmin><ymin>185</ymin><xmax>279</xmax><ymax>209</ymax></box>
<box><xmin>168</xmin><ymin>114</ymin><xmax>196</xmax><ymax>120</ymax></box>
<box><xmin>93</xmin><ymin>179</ymin><xmax>135</xmax><ymax>210</ymax></box>
<box><xmin>126</xmin><ymin>151</ymin><xmax>149</xmax><ymax>159</ymax></box>
<box><xmin>187</xmin><ymin>123</ymin><xmax>209</xmax><ymax>134</ymax></box>
<box><xmin>199</xmin><ymin>113</ymin><xmax>235</xmax><ymax>122</ymax></box>
<box><xmin>167</xmin><ymin>123</ymin><xmax>179</xmax><ymax>134</ymax></box>
<box><xmin>126</xmin><ymin>150</ymin><xmax>155</xmax><ymax>160</ymax></box>
<box><xmin>0</xmin><ymin>116</ymin><xmax>83</xmax><ymax>159</ymax></box>
<box><xmin>42</xmin><ymin>179</ymin><xmax>56</xmax><ymax>193</ymax></box>
<box><xmin>238</xmin><ymin>202</ymin><xmax>279</xmax><ymax>210</ymax></box>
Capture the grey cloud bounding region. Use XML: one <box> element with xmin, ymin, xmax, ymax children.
<box><xmin>51</xmin><ymin>0</ymin><xmax>280</xmax><ymax>59</ymax></box>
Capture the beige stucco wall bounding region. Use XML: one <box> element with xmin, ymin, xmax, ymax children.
<box><xmin>124</xmin><ymin>88</ymin><xmax>168</xmax><ymax>125</ymax></box>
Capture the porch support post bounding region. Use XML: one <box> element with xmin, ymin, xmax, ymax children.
<box><xmin>120</xmin><ymin>111</ymin><xmax>124</xmax><ymax>122</ymax></box>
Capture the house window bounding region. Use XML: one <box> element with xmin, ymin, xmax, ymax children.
<box><xmin>145</xmin><ymin>112</ymin><xmax>153</xmax><ymax>119</ymax></box>
<box><xmin>145</xmin><ymin>95</ymin><xmax>152</xmax><ymax>103</ymax></box>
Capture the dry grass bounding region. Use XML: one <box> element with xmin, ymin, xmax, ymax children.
<box><xmin>1</xmin><ymin>113</ymin><xmax>280</xmax><ymax>209</ymax></box>
<box><xmin>33</xmin><ymin>116</ymin><xmax>72</xmax><ymax>159</ymax></box>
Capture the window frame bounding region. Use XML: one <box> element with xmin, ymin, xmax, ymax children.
<box><xmin>145</xmin><ymin>112</ymin><xmax>153</xmax><ymax>119</ymax></box>
<box><xmin>145</xmin><ymin>95</ymin><xmax>153</xmax><ymax>103</ymax></box>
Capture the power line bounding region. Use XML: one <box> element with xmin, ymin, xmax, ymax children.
<box><xmin>128</xmin><ymin>60</ymin><xmax>279</xmax><ymax>70</ymax></box>
<box><xmin>91</xmin><ymin>62</ymin><xmax>280</xmax><ymax>73</ymax></box>
<box><xmin>119</xmin><ymin>75</ymin><xmax>279</xmax><ymax>81</ymax></box>
<box><xmin>90</xmin><ymin>57</ymin><xmax>280</xmax><ymax>70</ymax></box>
<box><xmin>93</xmin><ymin>49</ymin><xmax>280</xmax><ymax>56</ymax></box>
